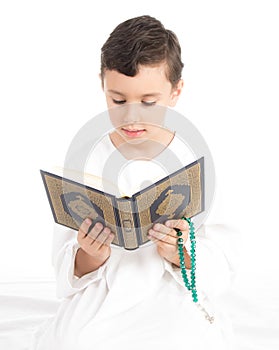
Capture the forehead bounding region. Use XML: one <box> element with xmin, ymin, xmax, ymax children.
<box><xmin>103</xmin><ymin>64</ymin><xmax>172</xmax><ymax>96</ymax></box>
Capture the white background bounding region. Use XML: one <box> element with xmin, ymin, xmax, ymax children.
<box><xmin>0</xmin><ymin>0</ymin><xmax>278</xmax><ymax>294</ymax></box>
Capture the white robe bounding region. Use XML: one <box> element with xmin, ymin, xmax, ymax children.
<box><xmin>31</xmin><ymin>134</ymin><xmax>237</xmax><ymax>350</ymax></box>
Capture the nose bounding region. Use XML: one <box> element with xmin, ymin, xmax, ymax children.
<box><xmin>123</xmin><ymin>103</ymin><xmax>141</xmax><ymax>124</ymax></box>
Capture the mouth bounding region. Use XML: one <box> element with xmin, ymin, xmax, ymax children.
<box><xmin>122</xmin><ymin>128</ymin><xmax>146</xmax><ymax>138</ymax></box>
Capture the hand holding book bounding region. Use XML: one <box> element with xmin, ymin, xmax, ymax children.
<box><xmin>148</xmin><ymin>219</ymin><xmax>191</xmax><ymax>268</ymax></box>
<box><xmin>74</xmin><ymin>218</ymin><xmax>115</xmax><ymax>277</ymax></box>
<box><xmin>40</xmin><ymin>157</ymin><xmax>204</xmax><ymax>250</ymax></box>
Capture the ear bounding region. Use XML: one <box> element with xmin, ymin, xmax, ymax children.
<box><xmin>169</xmin><ymin>79</ymin><xmax>184</xmax><ymax>107</ymax></box>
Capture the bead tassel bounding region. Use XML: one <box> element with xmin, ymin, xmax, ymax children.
<box><xmin>176</xmin><ymin>216</ymin><xmax>215</xmax><ymax>324</ymax></box>
<box><xmin>176</xmin><ymin>217</ymin><xmax>198</xmax><ymax>302</ymax></box>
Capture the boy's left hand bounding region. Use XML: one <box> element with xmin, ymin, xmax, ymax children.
<box><xmin>147</xmin><ymin>219</ymin><xmax>190</xmax><ymax>268</ymax></box>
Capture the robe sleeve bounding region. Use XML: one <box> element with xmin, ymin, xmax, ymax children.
<box><xmin>163</xmin><ymin>224</ymin><xmax>240</xmax><ymax>298</ymax></box>
<box><xmin>51</xmin><ymin>223</ymin><xmax>108</xmax><ymax>299</ymax></box>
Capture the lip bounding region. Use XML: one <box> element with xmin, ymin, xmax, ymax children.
<box><xmin>122</xmin><ymin>128</ymin><xmax>146</xmax><ymax>138</ymax></box>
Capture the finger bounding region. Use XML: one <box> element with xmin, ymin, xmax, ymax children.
<box><xmin>90</xmin><ymin>227</ymin><xmax>112</xmax><ymax>249</ymax></box>
<box><xmin>156</xmin><ymin>239</ymin><xmax>177</xmax><ymax>252</ymax></box>
<box><xmin>79</xmin><ymin>217</ymin><xmax>93</xmax><ymax>237</ymax></box>
<box><xmin>148</xmin><ymin>228</ymin><xmax>176</xmax><ymax>245</ymax></box>
<box><xmin>84</xmin><ymin>222</ymin><xmax>104</xmax><ymax>244</ymax></box>
<box><xmin>165</xmin><ymin>219</ymin><xmax>189</xmax><ymax>232</ymax></box>
<box><xmin>152</xmin><ymin>223</ymin><xmax>174</xmax><ymax>236</ymax></box>
<box><xmin>149</xmin><ymin>228</ymin><xmax>188</xmax><ymax>245</ymax></box>
<box><xmin>151</xmin><ymin>223</ymin><xmax>181</xmax><ymax>238</ymax></box>
<box><xmin>101</xmin><ymin>232</ymin><xmax>115</xmax><ymax>248</ymax></box>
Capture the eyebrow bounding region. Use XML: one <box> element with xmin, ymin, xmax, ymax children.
<box><xmin>107</xmin><ymin>89</ymin><xmax>162</xmax><ymax>98</ymax></box>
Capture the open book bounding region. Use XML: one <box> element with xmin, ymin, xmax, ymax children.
<box><xmin>40</xmin><ymin>157</ymin><xmax>204</xmax><ymax>250</ymax></box>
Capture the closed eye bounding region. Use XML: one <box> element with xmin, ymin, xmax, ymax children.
<box><xmin>112</xmin><ymin>99</ymin><xmax>126</xmax><ymax>105</ymax></box>
<box><xmin>142</xmin><ymin>101</ymin><xmax>156</xmax><ymax>106</ymax></box>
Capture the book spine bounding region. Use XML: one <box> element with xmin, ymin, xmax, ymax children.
<box><xmin>131</xmin><ymin>199</ymin><xmax>143</xmax><ymax>246</ymax></box>
<box><xmin>115</xmin><ymin>198</ymin><xmax>139</xmax><ymax>250</ymax></box>
<box><xmin>111</xmin><ymin>197</ymin><xmax>125</xmax><ymax>248</ymax></box>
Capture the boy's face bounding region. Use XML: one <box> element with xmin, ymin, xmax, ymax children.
<box><xmin>102</xmin><ymin>63</ymin><xmax>183</xmax><ymax>147</ymax></box>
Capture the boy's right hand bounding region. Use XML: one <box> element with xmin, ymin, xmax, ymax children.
<box><xmin>77</xmin><ymin>218</ymin><xmax>115</xmax><ymax>268</ymax></box>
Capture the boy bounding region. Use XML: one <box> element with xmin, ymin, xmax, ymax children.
<box><xmin>75</xmin><ymin>15</ymin><xmax>191</xmax><ymax>278</ymax></box>
<box><xmin>32</xmin><ymin>15</ymin><xmax>234</xmax><ymax>350</ymax></box>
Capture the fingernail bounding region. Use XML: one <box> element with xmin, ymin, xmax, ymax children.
<box><xmin>96</xmin><ymin>222</ymin><xmax>103</xmax><ymax>229</ymax></box>
<box><xmin>85</xmin><ymin>218</ymin><xmax>91</xmax><ymax>224</ymax></box>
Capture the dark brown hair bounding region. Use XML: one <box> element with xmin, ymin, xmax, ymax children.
<box><xmin>100</xmin><ymin>15</ymin><xmax>184</xmax><ymax>87</ymax></box>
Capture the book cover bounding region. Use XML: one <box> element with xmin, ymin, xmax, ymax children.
<box><xmin>40</xmin><ymin>157</ymin><xmax>204</xmax><ymax>250</ymax></box>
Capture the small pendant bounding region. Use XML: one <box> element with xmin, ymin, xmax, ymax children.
<box><xmin>196</xmin><ymin>303</ymin><xmax>215</xmax><ymax>324</ymax></box>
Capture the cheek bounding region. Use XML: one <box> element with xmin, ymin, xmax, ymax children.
<box><xmin>105</xmin><ymin>96</ymin><xmax>113</xmax><ymax>108</ymax></box>
<box><xmin>146</xmin><ymin>125</ymin><xmax>162</xmax><ymax>134</ymax></box>
<box><xmin>108</xmin><ymin>108</ymin><xmax>126</xmax><ymax>129</ymax></box>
